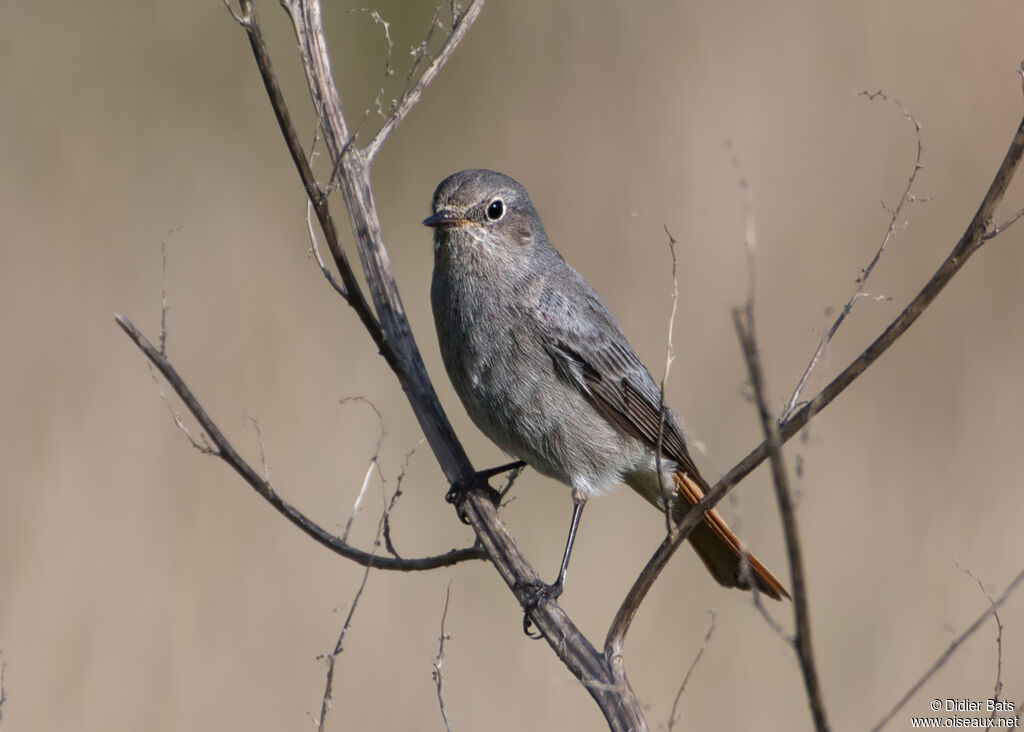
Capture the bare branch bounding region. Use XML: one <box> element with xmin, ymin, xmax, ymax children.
<box><xmin>656</xmin><ymin>225</ymin><xmax>680</xmax><ymax>536</ymax></box>
<box><xmin>135</xmin><ymin>5</ymin><xmax>1023</xmax><ymax>730</ymax></box>
<box><xmin>317</xmin><ymin>472</ymin><xmax>400</xmax><ymax>730</ymax></box>
<box><xmin>871</xmin><ymin>566</ymin><xmax>1024</xmax><ymax>732</ymax></box>
<box><xmin>365</xmin><ymin>0</ymin><xmax>485</xmax><ymax>161</ymax></box>
<box><xmin>316</xmin><ymin>557</ymin><xmax>372</xmax><ymax>731</ymax></box>
<box><xmin>382</xmin><ymin>440</ymin><xmax>422</xmax><ymax>559</ymax></box>
<box><xmin>952</xmin><ymin>564</ymin><xmax>1006</xmax><ymax>726</ymax></box>
<box><xmin>983</xmin><ymin>204</ymin><xmax>1024</xmax><ymax>239</ymax></box>
<box><xmin>265</xmin><ymin>6</ymin><xmax>648</xmax><ymax>727</ymax></box>
<box><xmin>733</xmin><ymin>304</ymin><xmax>829</xmax><ymax>732</ymax></box>
<box><xmin>346</xmin><ymin>8</ymin><xmax>393</xmax><ymax>84</ymax></box>
<box><xmin>338</xmin><ymin>397</ymin><xmax>387</xmax><ymax>545</ymax></box>
<box><xmin>243</xmin><ymin>414</ymin><xmax>272</xmax><ymax>481</ymax></box>
<box><xmin>496</xmin><ymin>461</ymin><xmax>525</xmax><ymax>501</ymax></box>
<box><xmin>608</xmin><ymin>109</ymin><xmax>1024</xmax><ymax>659</ymax></box>
<box><xmin>126</xmin><ymin>5</ymin><xmax>650</xmax><ymax>723</ymax></box>
<box><xmin>727</xmin><ymin>142</ymin><xmax>769</xmax><ymax>604</ymax></box>
<box><xmin>782</xmin><ymin>94</ymin><xmax>925</xmax><ymax>421</ymax></box>
<box><xmin>158</xmin><ymin>226</ymin><xmax>182</xmax><ymax>355</ymax></box>
<box><xmin>726</xmin><ymin>139</ymin><xmax>759</xmax><ymax>302</ymax></box>
<box><xmin>115</xmin><ymin>314</ymin><xmax>485</xmax><ymax>571</ymax></box>
<box><xmin>306</xmin><ymin>199</ymin><xmax>349</xmax><ymax>298</ymax></box>
<box><xmin>232</xmin><ymin>0</ymin><xmax>386</xmax><ymax>356</ymax></box>
<box><xmin>667</xmin><ymin>611</ymin><xmax>716</xmax><ymax>732</ymax></box>
<box><xmin>432</xmin><ymin>584</ymin><xmax>454</xmax><ymax>732</ymax></box>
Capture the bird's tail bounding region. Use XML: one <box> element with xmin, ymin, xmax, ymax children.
<box><xmin>673</xmin><ymin>470</ymin><xmax>790</xmax><ymax>601</ymax></box>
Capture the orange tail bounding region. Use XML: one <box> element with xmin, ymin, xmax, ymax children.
<box><xmin>673</xmin><ymin>471</ymin><xmax>790</xmax><ymax>601</ymax></box>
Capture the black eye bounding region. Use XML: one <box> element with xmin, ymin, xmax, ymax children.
<box><xmin>486</xmin><ymin>198</ymin><xmax>505</xmax><ymax>221</ymax></box>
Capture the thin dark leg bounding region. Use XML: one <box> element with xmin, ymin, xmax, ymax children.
<box><xmin>445</xmin><ymin>460</ymin><xmax>527</xmax><ymax>518</ymax></box>
<box><xmin>521</xmin><ymin>496</ymin><xmax>586</xmax><ymax>637</ymax></box>
<box><xmin>552</xmin><ymin>499</ymin><xmax>585</xmax><ymax>596</ymax></box>
<box><xmin>478</xmin><ymin>459</ymin><xmax>527</xmax><ymax>481</ymax></box>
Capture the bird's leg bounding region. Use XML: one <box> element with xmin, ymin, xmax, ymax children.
<box><xmin>521</xmin><ymin>489</ymin><xmax>587</xmax><ymax>637</ymax></box>
<box><xmin>445</xmin><ymin>460</ymin><xmax>526</xmax><ymax>520</ymax></box>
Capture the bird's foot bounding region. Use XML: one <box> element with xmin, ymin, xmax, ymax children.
<box><xmin>516</xmin><ymin>578</ymin><xmax>564</xmax><ymax>638</ymax></box>
<box><xmin>445</xmin><ymin>460</ymin><xmax>525</xmax><ymax>523</ymax></box>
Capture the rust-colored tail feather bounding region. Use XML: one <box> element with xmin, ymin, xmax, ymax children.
<box><xmin>673</xmin><ymin>471</ymin><xmax>790</xmax><ymax>601</ymax></box>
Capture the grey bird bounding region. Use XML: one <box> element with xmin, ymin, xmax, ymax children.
<box><xmin>425</xmin><ymin>169</ymin><xmax>788</xmax><ymax>601</ymax></box>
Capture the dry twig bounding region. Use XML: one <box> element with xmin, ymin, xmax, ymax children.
<box><xmin>607</xmin><ymin>111</ymin><xmax>1024</xmax><ymax>660</ymax></box>
<box><xmin>733</xmin><ymin>304</ymin><xmax>829</xmax><ymax>732</ymax></box>
<box><xmin>433</xmin><ymin>584</ymin><xmax>454</xmax><ymax>732</ymax></box>
<box><xmin>871</xmin><ymin>567</ymin><xmax>1024</xmax><ymax>732</ymax></box>
<box><xmin>667</xmin><ymin>611</ymin><xmax>716</xmax><ymax>731</ymax></box>
<box><xmin>115</xmin><ymin>314</ymin><xmax>484</xmax><ymax>571</ymax></box>
<box><xmin>118</xmin><ymin>4</ymin><xmax>1024</xmax><ymax>729</ymax></box>
<box><xmin>782</xmin><ymin>94</ymin><xmax>925</xmax><ymax>421</ymax></box>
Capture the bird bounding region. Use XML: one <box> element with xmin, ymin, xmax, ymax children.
<box><xmin>425</xmin><ymin>169</ymin><xmax>788</xmax><ymax>602</ymax></box>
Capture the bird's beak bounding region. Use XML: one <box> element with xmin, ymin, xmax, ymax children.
<box><xmin>422</xmin><ymin>211</ymin><xmax>471</xmax><ymax>228</ymax></box>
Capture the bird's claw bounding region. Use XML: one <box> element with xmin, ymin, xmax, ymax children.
<box><xmin>445</xmin><ymin>461</ymin><xmax>525</xmax><ymax>523</ymax></box>
<box><xmin>445</xmin><ymin>475</ymin><xmax>502</xmax><ymax>524</ymax></box>
<box><xmin>517</xmin><ymin>578</ymin><xmax>564</xmax><ymax>638</ymax></box>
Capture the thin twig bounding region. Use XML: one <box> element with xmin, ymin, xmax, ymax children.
<box><xmin>497</xmin><ymin>462</ymin><xmax>525</xmax><ymax>501</ymax></box>
<box><xmin>656</xmin><ymin>225</ymin><xmax>680</xmax><ymax>536</ymax></box>
<box><xmin>244</xmin><ymin>414</ymin><xmax>272</xmax><ymax>481</ymax></box>
<box><xmin>725</xmin><ymin>140</ymin><xmax>758</xmax><ymax>303</ymax></box>
<box><xmin>364</xmin><ymin>0</ymin><xmax>485</xmax><ymax>161</ymax></box>
<box><xmin>316</xmin><ymin>558</ymin><xmax>373</xmax><ymax>730</ymax></box>
<box><xmin>433</xmin><ymin>584</ymin><xmax>454</xmax><ymax>732</ymax></box>
<box><xmin>608</xmin><ymin>109</ymin><xmax>1024</xmax><ymax>660</ymax></box>
<box><xmin>871</xmin><ymin>566</ymin><xmax>1024</xmax><ymax>732</ymax></box>
<box><xmin>317</xmin><ymin>472</ymin><xmax>401</xmax><ymax>730</ymax></box>
<box><xmin>306</xmin><ymin>199</ymin><xmax>348</xmax><ymax>298</ymax></box>
<box><xmin>733</xmin><ymin>304</ymin><xmax>829</xmax><ymax>732</ymax></box>
<box><xmin>782</xmin><ymin>95</ymin><xmax>925</xmax><ymax>422</ymax></box>
<box><xmin>115</xmin><ymin>314</ymin><xmax>485</xmax><ymax>571</ymax></box>
<box><xmin>666</xmin><ymin>611</ymin><xmax>716</xmax><ymax>732</ymax></box>
<box><xmin>338</xmin><ymin>397</ymin><xmax>387</xmax><ymax>544</ymax></box>
<box><xmin>343</xmin><ymin>8</ymin><xmax>394</xmax><ymax>141</ymax></box>
<box><xmin>158</xmin><ymin>226</ymin><xmax>182</xmax><ymax>355</ymax></box>
<box><xmin>728</xmin><ymin>142</ymin><xmax>762</xmax><ymax>599</ymax></box>
<box><xmin>953</xmin><ymin>563</ymin><xmax>1005</xmax><ymax>726</ymax></box>
<box><xmin>230</xmin><ymin>0</ymin><xmax>386</xmax><ymax>354</ymax></box>
<box><xmin>983</xmin><ymin>205</ymin><xmax>1024</xmax><ymax>239</ymax></box>
<box><xmin>407</xmin><ymin>6</ymin><xmax>443</xmax><ymax>84</ymax></box>
<box><xmin>383</xmin><ymin>440</ymin><xmax>422</xmax><ymax>559</ymax></box>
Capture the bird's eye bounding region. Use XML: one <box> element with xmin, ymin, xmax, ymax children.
<box><xmin>486</xmin><ymin>198</ymin><xmax>505</xmax><ymax>221</ymax></box>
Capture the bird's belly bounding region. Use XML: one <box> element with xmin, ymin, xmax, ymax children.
<box><xmin>457</xmin><ymin>349</ymin><xmax>643</xmax><ymax>493</ymax></box>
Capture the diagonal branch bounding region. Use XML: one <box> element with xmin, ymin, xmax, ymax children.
<box><xmin>238</xmin><ymin>2</ymin><xmax>377</xmax><ymax>318</ymax></box>
<box><xmin>365</xmin><ymin>1</ymin><xmax>484</xmax><ymax>162</ymax></box>
<box><xmin>115</xmin><ymin>313</ymin><xmax>484</xmax><ymax>571</ymax></box>
<box><xmin>871</xmin><ymin>566</ymin><xmax>1024</xmax><ymax>732</ymax></box>
<box><xmin>608</xmin><ymin>109</ymin><xmax>1024</xmax><ymax>655</ymax></box>
<box><xmin>782</xmin><ymin>95</ymin><xmax>925</xmax><ymax>421</ymax></box>
<box><xmin>239</xmin><ymin>2</ymin><xmax>648</xmax><ymax>728</ymax></box>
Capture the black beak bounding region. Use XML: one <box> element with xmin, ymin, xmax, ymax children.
<box><xmin>422</xmin><ymin>211</ymin><xmax>468</xmax><ymax>228</ymax></box>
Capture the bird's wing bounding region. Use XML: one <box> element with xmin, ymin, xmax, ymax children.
<box><xmin>532</xmin><ymin>273</ymin><xmax>707</xmax><ymax>487</ymax></box>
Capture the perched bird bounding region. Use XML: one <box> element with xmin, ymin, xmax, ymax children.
<box><xmin>425</xmin><ymin>169</ymin><xmax>788</xmax><ymax>601</ymax></box>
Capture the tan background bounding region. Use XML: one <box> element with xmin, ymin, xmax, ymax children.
<box><xmin>2</xmin><ymin>1</ymin><xmax>1023</xmax><ymax>730</ymax></box>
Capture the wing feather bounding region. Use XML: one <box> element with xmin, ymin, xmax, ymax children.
<box><xmin>531</xmin><ymin>274</ymin><xmax>707</xmax><ymax>488</ymax></box>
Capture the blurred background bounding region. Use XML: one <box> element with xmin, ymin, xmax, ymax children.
<box><xmin>2</xmin><ymin>1</ymin><xmax>1023</xmax><ymax>729</ymax></box>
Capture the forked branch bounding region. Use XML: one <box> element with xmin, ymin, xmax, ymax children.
<box><xmin>115</xmin><ymin>313</ymin><xmax>484</xmax><ymax>571</ymax></box>
<box><xmin>608</xmin><ymin>109</ymin><xmax>1024</xmax><ymax>657</ymax></box>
